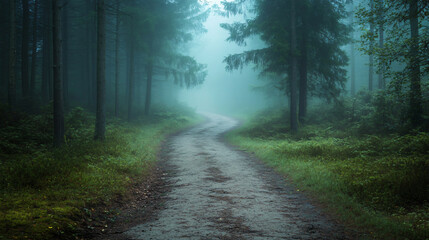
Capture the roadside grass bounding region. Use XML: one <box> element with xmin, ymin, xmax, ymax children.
<box><xmin>0</xmin><ymin>105</ymin><xmax>201</xmax><ymax>240</ymax></box>
<box><xmin>226</xmin><ymin>109</ymin><xmax>429</xmax><ymax>240</ymax></box>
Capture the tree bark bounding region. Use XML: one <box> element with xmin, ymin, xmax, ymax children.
<box><xmin>127</xmin><ymin>26</ymin><xmax>135</xmax><ymax>122</ymax></box>
<box><xmin>62</xmin><ymin>3</ymin><xmax>69</xmax><ymax>109</ymax></box>
<box><xmin>95</xmin><ymin>0</ymin><xmax>106</xmax><ymax>140</ymax></box>
<box><xmin>145</xmin><ymin>60</ymin><xmax>153</xmax><ymax>116</ymax></box>
<box><xmin>52</xmin><ymin>0</ymin><xmax>64</xmax><ymax>147</ymax></box>
<box><xmin>30</xmin><ymin>0</ymin><xmax>39</xmax><ymax>100</ymax></box>
<box><xmin>298</xmin><ymin>3</ymin><xmax>308</xmax><ymax>123</ymax></box>
<box><xmin>377</xmin><ymin>0</ymin><xmax>384</xmax><ymax>89</ymax></box>
<box><xmin>8</xmin><ymin>0</ymin><xmax>16</xmax><ymax>108</ymax></box>
<box><xmin>22</xmin><ymin>0</ymin><xmax>30</xmax><ymax>98</ymax></box>
<box><xmin>349</xmin><ymin>0</ymin><xmax>356</xmax><ymax>95</ymax></box>
<box><xmin>42</xmin><ymin>0</ymin><xmax>53</xmax><ymax>104</ymax></box>
<box><xmin>145</xmin><ymin>36</ymin><xmax>154</xmax><ymax>116</ymax></box>
<box><xmin>368</xmin><ymin>0</ymin><xmax>374</xmax><ymax>91</ymax></box>
<box><xmin>409</xmin><ymin>0</ymin><xmax>421</xmax><ymax>127</ymax></box>
<box><xmin>290</xmin><ymin>0</ymin><xmax>298</xmax><ymax>133</ymax></box>
<box><xmin>114</xmin><ymin>0</ymin><xmax>120</xmax><ymax>117</ymax></box>
<box><xmin>41</xmin><ymin>0</ymin><xmax>50</xmax><ymax>103</ymax></box>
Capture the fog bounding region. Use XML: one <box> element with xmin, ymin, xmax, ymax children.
<box><xmin>178</xmin><ymin>10</ymin><xmax>277</xmax><ymax>115</ymax></box>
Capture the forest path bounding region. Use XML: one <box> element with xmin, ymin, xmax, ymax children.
<box><xmin>123</xmin><ymin>113</ymin><xmax>346</xmax><ymax>239</ymax></box>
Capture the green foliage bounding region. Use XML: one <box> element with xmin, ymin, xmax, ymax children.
<box><xmin>0</xmin><ymin>106</ymin><xmax>200</xmax><ymax>240</ymax></box>
<box><xmin>228</xmin><ymin>107</ymin><xmax>429</xmax><ymax>239</ymax></box>
<box><xmin>222</xmin><ymin>0</ymin><xmax>350</xmax><ymax>101</ymax></box>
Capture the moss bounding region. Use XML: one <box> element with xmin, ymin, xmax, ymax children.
<box><xmin>226</xmin><ymin>110</ymin><xmax>429</xmax><ymax>239</ymax></box>
<box><xmin>0</xmin><ymin>106</ymin><xmax>202</xmax><ymax>240</ymax></box>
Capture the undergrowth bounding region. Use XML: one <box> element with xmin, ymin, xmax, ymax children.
<box><xmin>0</xmin><ymin>105</ymin><xmax>200</xmax><ymax>240</ymax></box>
<box><xmin>227</xmin><ymin>101</ymin><xmax>429</xmax><ymax>239</ymax></box>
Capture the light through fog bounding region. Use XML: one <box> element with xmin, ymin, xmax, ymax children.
<box><xmin>178</xmin><ymin>9</ymin><xmax>280</xmax><ymax>115</ymax></box>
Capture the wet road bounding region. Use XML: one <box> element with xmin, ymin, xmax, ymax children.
<box><xmin>125</xmin><ymin>113</ymin><xmax>346</xmax><ymax>239</ymax></box>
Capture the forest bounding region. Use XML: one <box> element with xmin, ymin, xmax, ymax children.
<box><xmin>0</xmin><ymin>0</ymin><xmax>428</xmax><ymax>239</ymax></box>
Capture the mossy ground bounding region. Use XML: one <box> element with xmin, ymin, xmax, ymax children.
<box><xmin>0</xmin><ymin>105</ymin><xmax>201</xmax><ymax>240</ymax></box>
<box><xmin>227</xmin><ymin>109</ymin><xmax>429</xmax><ymax>240</ymax></box>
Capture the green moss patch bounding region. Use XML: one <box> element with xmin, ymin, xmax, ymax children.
<box><xmin>227</xmin><ymin>109</ymin><xmax>429</xmax><ymax>239</ymax></box>
<box><xmin>0</xmin><ymin>106</ymin><xmax>201</xmax><ymax>240</ymax></box>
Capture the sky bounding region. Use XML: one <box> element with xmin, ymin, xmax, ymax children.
<box><xmin>178</xmin><ymin>5</ymin><xmax>279</xmax><ymax>115</ymax></box>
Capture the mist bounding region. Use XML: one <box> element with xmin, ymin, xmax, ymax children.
<box><xmin>178</xmin><ymin>10</ymin><xmax>275</xmax><ymax>115</ymax></box>
<box><xmin>1</xmin><ymin>0</ymin><xmax>428</xmax><ymax>239</ymax></box>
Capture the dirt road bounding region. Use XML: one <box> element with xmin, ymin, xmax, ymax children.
<box><xmin>120</xmin><ymin>113</ymin><xmax>347</xmax><ymax>239</ymax></box>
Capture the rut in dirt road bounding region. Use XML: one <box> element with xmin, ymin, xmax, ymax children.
<box><xmin>125</xmin><ymin>113</ymin><xmax>347</xmax><ymax>239</ymax></box>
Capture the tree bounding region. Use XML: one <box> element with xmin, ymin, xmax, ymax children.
<box><xmin>114</xmin><ymin>0</ymin><xmax>120</xmax><ymax>117</ymax></box>
<box><xmin>127</xmin><ymin>18</ymin><xmax>135</xmax><ymax>122</ymax></box>
<box><xmin>348</xmin><ymin>0</ymin><xmax>356</xmax><ymax>95</ymax></box>
<box><xmin>94</xmin><ymin>0</ymin><xmax>106</xmax><ymax>140</ymax></box>
<box><xmin>222</xmin><ymin>0</ymin><xmax>349</xmax><ymax>132</ymax></box>
<box><xmin>409</xmin><ymin>0</ymin><xmax>421</xmax><ymax>127</ymax></box>
<box><xmin>298</xmin><ymin>1</ymin><xmax>308</xmax><ymax>122</ymax></box>
<box><xmin>290</xmin><ymin>0</ymin><xmax>298</xmax><ymax>132</ymax></box>
<box><xmin>22</xmin><ymin>0</ymin><xmax>30</xmax><ymax>98</ymax></box>
<box><xmin>41</xmin><ymin>0</ymin><xmax>52</xmax><ymax>103</ymax></box>
<box><xmin>368</xmin><ymin>0</ymin><xmax>374</xmax><ymax>91</ymax></box>
<box><xmin>377</xmin><ymin>0</ymin><xmax>385</xmax><ymax>89</ymax></box>
<box><xmin>132</xmin><ymin>0</ymin><xmax>207</xmax><ymax>116</ymax></box>
<box><xmin>356</xmin><ymin>0</ymin><xmax>428</xmax><ymax>127</ymax></box>
<box><xmin>52</xmin><ymin>0</ymin><xmax>64</xmax><ymax>147</ymax></box>
<box><xmin>8</xmin><ymin>0</ymin><xmax>16</xmax><ymax>108</ymax></box>
<box><xmin>30</xmin><ymin>0</ymin><xmax>39</xmax><ymax>100</ymax></box>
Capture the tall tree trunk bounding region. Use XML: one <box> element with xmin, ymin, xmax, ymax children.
<box><xmin>349</xmin><ymin>0</ymin><xmax>356</xmax><ymax>95</ymax></box>
<box><xmin>41</xmin><ymin>0</ymin><xmax>52</xmax><ymax>104</ymax></box>
<box><xmin>145</xmin><ymin>60</ymin><xmax>153</xmax><ymax>116</ymax></box>
<box><xmin>290</xmin><ymin>0</ymin><xmax>298</xmax><ymax>133</ymax></box>
<box><xmin>298</xmin><ymin>3</ymin><xmax>308</xmax><ymax>123</ymax></box>
<box><xmin>85</xmin><ymin>0</ymin><xmax>92</xmax><ymax>108</ymax></box>
<box><xmin>86</xmin><ymin>0</ymin><xmax>97</xmax><ymax>110</ymax></box>
<box><xmin>114</xmin><ymin>0</ymin><xmax>120</xmax><ymax>117</ymax></box>
<box><xmin>52</xmin><ymin>0</ymin><xmax>64</xmax><ymax>147</ymax></box>
<box><xmin>298</xmin><ymin>44</ymin><xmax>307</xmax><ymax>123</ymax></box>
<box><xmin>368</xmin><ymin>0</ymin><xmax>374</xmax><ymax>91</ymax></box>
<box><xmin>377</xmin><ymin>1</ymin><xmax>384</xmax><ymax>90</ymax></box>
<box><xmin>62</xmin><ymin>4</ymin><xmax>69</xmax><ymax>109</ymax></box>
<box><xmin>127</xmin><ymin>26</ymin><xmax>135</xmax><ymax>122</ymax></box>
<box><xmin>145</xmin><ymin>36</ymin><xmax>154</xmax><ymax>116</ymax></box>
<box><xmin>30</xmin><ymin>0</ymin><xmax>38</xmax><ymax>101</ymax></box>
<box><xmin>95</xmin><ymin>0</ymin><xmax>106</xmax><ymax>140</ymax></box>
<box><xmin>22</xmin><ymin>0</ymin><xmax>30</xmax><ymax>98</ymax></box>
<box><xmin>8</xmin><ymin>0</ymin><xmax>16</xmax><ymax>108</ymax></box>
<box><xmin>409</xmin><ymin>0</ymin><xmax>421</xmax><ymax>127</ymax></box>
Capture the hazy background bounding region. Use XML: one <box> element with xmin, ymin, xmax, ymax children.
<box><xmin>178</xmin><ymin>6</ymin><xmax>282</xmax><ymax>115</ymax></box>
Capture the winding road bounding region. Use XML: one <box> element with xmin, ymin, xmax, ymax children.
<box><xmin>123</xmin><ymin>113</ymin><xmax>347</xmax><ymax>239</ymax></box>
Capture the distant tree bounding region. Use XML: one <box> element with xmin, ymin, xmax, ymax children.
<box><xmin>52</xmin><ymin>0</ymin><xmax>64</xmax><ymax>147</ymax></box>
<box><xmin>136</xmin><ymin>0</ymin><xmax>207</xmax><ymax>115</ymax></box>
<box><xmin>94</xmin><ymin>0</ymin><xmax>106</xmax><ymax>140</ymax></box>
<box><xmin>356</xmin><ymin>0</ymin><xmax>428</xmax><ymax>127</ymax></box>
<box><xmin>8</xmin><ymin>0</ymin><xmax>16</xmax><ymax>108</ymax></box>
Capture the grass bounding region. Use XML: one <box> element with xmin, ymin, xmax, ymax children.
<box><xmin>226</xmin><ymin>109</ymin><xmax>429</xmax><ymax>240</ymax></box>
<box><xmin>0</xmin><ymin>105</ymin><xmax>201</xmax><ymax>240</ymax></box>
